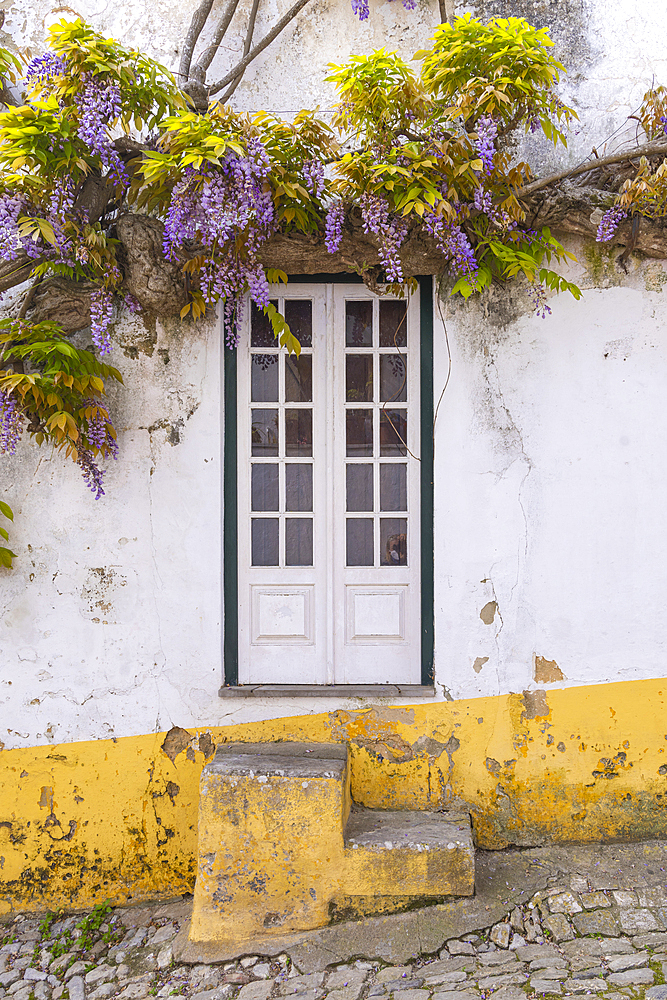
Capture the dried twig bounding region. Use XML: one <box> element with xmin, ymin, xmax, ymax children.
<box><xmin>219</xmin><ymin>0</ymin><xmax>262</xmax><ymax>103</ymax></box>
<box><xmin>179</xmin><ymin>0</ymin><xmax>215</xmax><ymax>81</ymax></box>
<box><xmin>207</xmin><ymin>0</ymin><xmax>314</xmax><ymax>96</ymax></box>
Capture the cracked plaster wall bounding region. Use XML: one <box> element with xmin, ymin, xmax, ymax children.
<box><xmin>2</xmin><ymin>0</ymin><xmax>667</xmax><ymax>750</ymax></box>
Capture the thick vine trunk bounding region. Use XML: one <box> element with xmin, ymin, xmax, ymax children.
<box><xmin>8</xmin><ymin>192</ymin><xmax>667</xmax><ymax>333</ymax></box>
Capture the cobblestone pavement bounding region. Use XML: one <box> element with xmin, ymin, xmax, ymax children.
<box><xmin>3</xmin><ymin>843</ymin><xmax>667</xmax><ymax>1000</ymax></box>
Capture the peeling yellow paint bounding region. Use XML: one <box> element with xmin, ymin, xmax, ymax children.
<box><xmin>1</xmin><ymin>676</ymin><xmax>667</xmax><ymax>913</ymax></box>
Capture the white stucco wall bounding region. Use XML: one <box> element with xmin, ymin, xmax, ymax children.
<box><xmin>2</xmin><ymin>0</ymin><xmax>667</xmax><ymax>749</ymax></box>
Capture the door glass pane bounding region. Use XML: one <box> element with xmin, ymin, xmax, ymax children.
<box><xmin>346</xmin><ymin>300</ymin><xmax>373</xmax><ymax>346</ymax></box>
<box><xmin>380</xmin><ymin>409</ymin><xmax>407</xmax><ymax>456</ymax></box>
<box><xmin>380</xmin><ymin>464</ymin><xmax>407</xmax><ymax>511</ymax></box>
<box><xmin>286</xmin><ymin>464</ymin><xmax>313</xmax><ymax>511</ymax></box>
<box><xmin>284</xmin><ymin>300</ymin><xmax>313</xmax><ymax>348</ymax></box>
<box><xmin>346</xmin><ymin>464</ymin><xmax>373</xmax><ymax>511</ymax></box>
<box><xmin>252</xmin><ymin>518</ymin><xmax>279</xmax><ymax>565</ymax></box>
<box><xmin>251</xmin><ymin>354</ymin><xmax>279</xmax><ymax>402</ymax></box>
<box><xmin>252</xmin><ymin>409</ymin><xmax>279</xmax><ymax>456</ymax></box>
<box><xmin>346</xmin><ymin>518</ymin><xmax>374</xmax><ymax>566</ymax></box>
<box><xmin>286</xmin><ymin>518</ymin><xmax>313</xmax><ymax>566</ymax></box>
<box><xmin>380</xmin><ymin>518</ymin><xmax>407</xmax><ymax>566</ymax></box>
<box><xmin>346</xmin><ymin>355</ymin><xmax>373</xmax><ymax>402</ymax></box>
<box><xmin>251</xmin><ymin>301</ymin><xmax>279</xmax><ymax>347</ymax></box>
<box><xmin>380</xmin><ymin>354</ymin><xmax>407</xmax><ymax>402</ymax></box>
<box><xmin>285</xmin><ymin>409</ymin><xmax>312</xmax><ymax>456</ymax></box>
<box><xmin>251</xmin><ymin>464</ymin><xmax>279</xmax><ymax>511</ymax></box>
<box><xmin>285</xmin><ymin>354</ymin><xmax>312</xmax><ymax>402</ymax></box>
<box><xmin>346</xmin><ymin>409</ymin><xmax>373</xmax><ymax>457</ymax></box>
<box><xmin>379</xmin><ymin>300</ymin><xmax>407</xmax><ymax>347</ymax></box>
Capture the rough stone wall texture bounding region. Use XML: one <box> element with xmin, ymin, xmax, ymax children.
<box><xmin>1</xmin><ymin>0</ymin><xmax>667</xmax><ymax>751</ymax></box>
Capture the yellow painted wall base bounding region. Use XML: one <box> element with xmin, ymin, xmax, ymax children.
<box><xmin>1</xmin><ymin>677</ymin><xmax>667</xmax><ymax>915</ymax></box>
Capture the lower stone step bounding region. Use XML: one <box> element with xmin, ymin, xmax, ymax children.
<box><xmin>188</xmin><ymin>741</ymin><xmax>474</xmax><ymax>950</ymax></box>
<box><xmin>344</xmin><ymin>804</ymin><xmax>474</xmax><ymax>897</ymax></box>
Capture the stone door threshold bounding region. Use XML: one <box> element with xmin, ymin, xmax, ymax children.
<box><xmin>218</xmin><ymin>684</ymin><xmax>436</xmax><ymax>698</ymax></box>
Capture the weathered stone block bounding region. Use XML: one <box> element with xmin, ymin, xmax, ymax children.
<box><xmin>547</xmin><ymin>892</ymin><xmax>582</xmax><ymax>915</ymax></box>
<box><xmin>581</xmin><ymin>892</ymin><xmax>611</xmax><ymax>909</ymax></box>
<box><xmin>189</xmin><ymin>743</ymin><xmax>473</xmax><ymax>949</ymax></box>
<box><xmin>573</xmin><ymin>910</ymin><xmax>620</xmax><ymax>936</ymax></box>
<box><xmin>608</xmin><ymin>969</ymin><xmax>655</xmax><ymax>986</ymax></box>
<box><xmin>490</xmin><ymin>924</ymin><xmax>511</xmax><ymax>949</ymax></box>
<box><xmin>607</xmin><ymin>953</ymin><xmax>648</xmax><ymax>973</ymax></box>
<box><xmin>620</xmin><ymin>909</ymin><xmax>663</xmax><ymax>932</ymax></box>
<box><xmin>542</xmin><ymin>914</ymin><xmax>574</xmax><ymax>942</ymax></box>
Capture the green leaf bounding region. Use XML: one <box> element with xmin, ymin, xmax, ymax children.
<box><xmin>0</xmin><ymin>500</ymin><xmax>13</xmax><ymax>521</ymax></box>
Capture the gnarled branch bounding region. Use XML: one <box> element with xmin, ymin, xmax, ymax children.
<box><xmin>207</xmin><ymin>0</ymin><xmax>314</xmax><ymax>96</ymax></box>
<box><xmin>219</xmin><ymin>0</ymin><xmax>262</xmax><ymax>103</ymax></box>
<box><xmin>194</xmin><ymin>0</ymin><xmax>243</xmax><ymax>75</ymax></box>
<box><xmin>179</xmin><ymin>0</ymin><xmax>215</xmax><ymax>81</ymax></box>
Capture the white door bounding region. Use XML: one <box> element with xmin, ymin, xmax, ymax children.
<box><xmin>236</xmin><ymin>283</ymin><xmax>421</xmax><ymax>685</ymax></box>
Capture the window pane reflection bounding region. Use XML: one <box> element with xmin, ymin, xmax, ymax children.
<box><xmin>286</xmin><ymin>518</ymin><xmax>313</xmax><ymax>566</ymax></box>
<box><xmin>346</xmin><ymin>464</ymin><xmax>373</xmax><ymax>511</ymax></box>
<box><xmin>251</xmin><ymin>354</ymin><xmax>279</xmax><ymax>402</ymax></box>
<box><xmin>252</xmin><ymin>518</ymin><xmax>279</xmax><ymax>565</ymax></box>
<box><xmin>251</xmin><ymin>464</ymin><xmax>279</xmax><ymax>511</ymax></box>
<box><xmin>285</xmin><ymin>354</ymin><xmax>312</xmax><ymax>402</ymax></box>
<box><xmin>252</xmin><ymin>409</ymin><xmax>279</xmax><ymax>456</ymax></box>
<box><xmin>380</xmin><ymin>464</ymin><xmax>407</xmax><ymax>511</ymax></box>
<box><xmin>251</xmin><ymin>301</ymin><xmax>279</xmax><ymax>347</ymax></box>
<box><xmin>346</xmin><ymin>300</ymin><xmax>373</xmax><ymax>346</ymax></box>
<box><xmin>285</xmin><ymin>409</ymin><xmax>312</xmax><ymax>456</ymax></box>
<box><xmin>346</xmin><ymin>355</ymin><xmax>373</xmax><ymax>402</ymax></box>
<box><xmin>346</xmin><ymin>518</ymin><xmax>374</xmax><ymax>566</ymax></box>
<box><xmin>284</xmin><ymin>300</ymin><xmax>312</xmax><ymax>348</ymax></box>
<box><xmin>379</xmin><ymin>300</ymin><xmax>407</xmax><ymax>347</ymax></box>
<box><xmin>346</xmin><ymin>409</ymin><xmax>373</xmax><ymax>457</ymax></box>
<box><xmin>380</xmin><ymin>354</ymin><xmax>406</xmax><ymax>402</ymax></box>
<box><xmin>286</xmin><ymin>464</ymin><xmax>313</xmax><ymax>511</ymax></box>
<box><xmin>381</xmin><ymin>518</ymin><xmax>407</xmax><ymax>566</ymax></box>
<box><xmin>380</xmin><ymin>409</ymin><xmax>407</xmax><ymax>456</ymax></box>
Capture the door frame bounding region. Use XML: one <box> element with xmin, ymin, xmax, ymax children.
<box><xmin>221</xmin><ymin>273</ymin><xmax>434</xmax><ymax>693</ymax></box>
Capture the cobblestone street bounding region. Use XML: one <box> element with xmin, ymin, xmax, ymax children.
<box><xmin>3</xmin><ymin>841</ymin><xmax>667</xmax><ymax>1000</ymax></box>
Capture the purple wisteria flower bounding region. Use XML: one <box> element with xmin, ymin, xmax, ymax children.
<box><xmin>661</xmin><ymin>115</ymin><xmax>667</xmax><ymax>136</ymax></box>
<box><xmin>423</xmin><ymin>208</ymin><xmax>478</xmax><ymax>281</ymax></box>
<box><xmin>90</xmin><ymin>287</ymin><xmax>114</xmax><ymax>354</ymax></box>
<box><xmin>596</xmin><ymin>204</ymin><xmax>627</xmax><ymax>242</ymax></box>
<box><xmin>303</xmin><ymin>159</ymin><xmax>325</xmax><ymax>200</ymax></box>
<box><xmin>475</xmin><ymin>115</ymin><xmax>498</xmax><ymax>176</ymax></box>
<box><xmin>529</xmin><ymin>282</ymin><xmax>552</xmax><ymax>319</ymax></box>
<box><xmin>0</xmin><ymin>194</ymin><xmax>27</xmax><ymax>262</ymax></box>
<box><xmin>77</xmin><ymin>447</ymin><xmax>106</xmax><ymax>499</ymax></box>
<box><xmin>124</xmin><ymin>294</ymin><xmax>142</xmax><ymax>315</ymax></box>
<box><xmin>76</xmin><ymin>74</ymin><xmax>127</xmax><ymax>189</ymax></box>
<box><xmin>325</xmin><ymin>200</ymin><xmax>345</xmax><ymax>253</ymax></box>
<box><xmin>351</xmin><ymin>0</ymin><xmax>370</xmax><ymax>19</ymax></box>
<box><xmin>162</xmin><ymin>138</ymin><xmax>277</xmax><ymax>347</ymax></box>
<box><xmin>0</xmin><ymin>390</ymin><xmax>23</xmax><ymax>455</ymax></box>
<box><xmin>83</xmin><ymin>399</ymin><xmax>118</xmax><ymax>458</ymax></box>
<box><xmin>25</xmin><ymin>52</ymin><xmax>68</xmax><ymax>86</ymax></box>
<box><xmin>360</xmin><ymin>193</ymin><xmax>407</xmax><ymax>283</ymax></box>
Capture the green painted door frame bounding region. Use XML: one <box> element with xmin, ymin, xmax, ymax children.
<box><xmin>223</xmin><ymin>274</ymin><xmax>434</xmax><ymax>689</ymax></box>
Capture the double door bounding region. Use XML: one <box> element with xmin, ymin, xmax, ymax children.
<box><xmin>236</xmin><ymin>283</ymin><xmax>421</xmax><ymax>684</ymax></box>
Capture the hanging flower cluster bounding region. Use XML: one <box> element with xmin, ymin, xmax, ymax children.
<box><xmin>76</xmin><ymin>74</ymin><xmax>127</xmax><ymax>188</ymax></box>
<box><xmin>0</xmin><ymin>390</ymin><xmax>23</xmax><ymax>455</ymax></box>
<box><xmin>359</xmin><ymin>193</ymin><xmax>408</xmax><ymax>283</ymax></box>
<box><xmin>162</xmin><ymin>137</ymin><xmax>276</xmax><ymax>346</ymax></box>
<box><xmin>596</xmin><ymin>205</ymin><xmax>627</xmax><ymax>242</ymax></box>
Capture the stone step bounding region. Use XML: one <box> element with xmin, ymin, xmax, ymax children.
<box><xmin>344</xmin><ymin>805</ymin><xmax>474</xmax><ymax>897</ymax></box>
<box><xmin>188</xmin><ymin>741</ymin><xmax>474</xmax><ymax>951</ymax></box>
